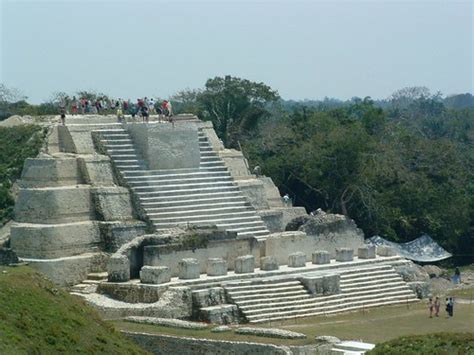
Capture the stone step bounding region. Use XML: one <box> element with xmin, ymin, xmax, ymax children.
<box><xmin>87</xmin><ymin>272</ymin><xmax>108</xmax><ymax>280</ymax></box>
<box><xmin>135</xmin><ymin>185</ymin><xmax>240</xmax><ymax>197</ymax></box>
<box><xmin>200</xmin><ymin>156</ymin><xmax>221</xmax><ymax>161</ymax></box>
<box><xmin>340</xmin><ymin>275</ymin><xmax>403</xmax><ymax>288</ymax></box>
<box><xmin>236</xmin><ymin>293</ymin><xmax>311</xmax><ymax>306</ymax></box>
<box><xmin>340</xmin><ymin>271</ymin><xmax>400</xmax><ymax>283</ymax></box>
<box><xmin>152</xmin><ymin>216</ymin><xmax>265</xmax><ymax>229</ymax></box>
<box><xmin>200</xmin><ymin>161</ymin><xmax>226</xmax><ymax>166</ymax></box>
<box><xmin>250</xmin><ymin>297</ymin><xmax>418</xmax><ymax>323</ymax></box>
<box><xmin>146</xmin><ymin>205</ymin><xmax>254</xmax><ymax>218</ymax></box>
<box><xmin>100</xmin><ymin>134</ymin><xmax>129</xmax><ymax>139</ymax></box>
<box><xmin>123</xmin><ymin>168</ymin><xmax>202</xmax><ymax>176</ymax></box>
<box><xmin>149</xmin><ymin>211</ymin><xmax>259</xmax><ymax>223</ymax></box>
<box><xmin>70</xmin><ymin>283</ymin><xmax>98</xmax><ymax>294</ymax></box>
<box><xmin>228</xmin><ymin>227</ymin><xmax>270</xmax><ymax>235</ymax></box>
<box><xmin>141</xmin><ymin>196</ymin><xmax>247</xmax><ymax>208</ymax></box>
<box><xmin>123</xmin><ymin>170</ymin><xmax>231</xmax><ymax>181</ymax></box>
<box><xmin>225</xmin><ymin>280</ymin><xmax>302</xmax><ymax>291</ymax></box>
<box><xmin>339</xmin><ymin>265</ymin><xmax>393</xmax><ymax>276</ymax></box>
<box><xmin>144</xmin><ymin>200</ymin><xmax>251</xmax><ymax>213</ymax></box>
<box><xmin>116</xmin><ymin>165</ymin><xmax>143</xmax><ymax>170</ymax></box>
<box><xmin>107</xmin><ymin>148</ymin><xmax>137</xmax><ymax>153</ymax></box>
<box><xmin>104</xmin><ymin>144</ymin><xmax>134</xmax><ymax>149</ymax></box>
<box><xmin>246</xmin><ymin>295</ymin><xmax>419</xmax><ymax>322</ymax></box>
<box><xmin>132</xmin><ymin>181</ymin><xmax>236</xmax><ymax>192</ymax></box>
<box><xmin>332</xmin><ymin>341</ymin><xmax>375</xmax><ymax>353</ymax></box>
<box><xmin>228</xmin><ymin>284</ymin><xmax>306</xmax><ymax>297</ymax></box>
<box><xmin>230</xmin><ymin>289</ymin><xmax>308</xmax><ymax>302</ymax></box>
<box><xmin>342</xmin><ymin>281</ymin><xmax>409</xmax><ymax>294</ymax></box>
<box><xmin>240</xmin><ymin>286</ymin><xmax>414</xmax><ymax>313</ymax></box>
<box><xmin>127</xmin><ymin>175</ymin><xmax>234</xmax><ymax>186</ymax></box>
<box><xmin>140</xmin><ymin>194</ymin><xmax>245</xmax><ymax>206</ymax></box>
<box><xmin>110</xmin><ymin>154</ymin><xmax>140</xmax><ymax>159</ymax></box>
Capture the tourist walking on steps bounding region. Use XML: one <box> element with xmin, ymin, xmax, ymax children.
<box><xmin>428</xmin><ymin>298</ymin><xmax>434</xmax><ymax>318</ymax></box>
<box><xmin>71</xmin><ymin>96</ymin><xmax>78</xmax><ymax>115</ymax></box>
<box><xmin>434</xmin><ymin>296</ymin><xmax>440</xmax><ymax>317</ymax></box>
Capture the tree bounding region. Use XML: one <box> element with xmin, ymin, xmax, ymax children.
<box><xmin>197</xmin><ymin>76</ymin><xmax>280</xmax><ymax>147</ymax></box>
<box><xmin>0</xmin><ymin>84</ymin><xmax>26</xmax><ymax>103</ymax></box>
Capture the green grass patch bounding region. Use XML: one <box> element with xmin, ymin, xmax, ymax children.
<box><xmin>368</xmin><ymin>332</ymin><xmax>474</xmax><ymax>354</ymax></box>
<box><xmin>448</xmin><ymin>288</ymin><xmax>474</xmax><ymax>299</ymax></box>
<box><xmin>0</xmin><ymin>265</ymin><xmax>148</xmax><ymax>354</ymax></box>
<box><xmin>114</xmin><ymin>301</ymin><xmax>474</xmax><ymax>346</ymax></box>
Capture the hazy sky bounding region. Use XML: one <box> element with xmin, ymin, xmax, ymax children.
<box><xmin>1</xmin><ymin>0</ymin><xmax>472</xmax><ymax>103</ymax></box>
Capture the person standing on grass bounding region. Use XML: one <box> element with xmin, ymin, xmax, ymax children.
<box><xmin>434</xmin><ymin>297</ymin><xmax>440</xmax><ymax>317</ymax></box>
<box><xmin>428</xmin><ymin>298</ymin><xmax>434</xmax><ymax>318</ymax></box>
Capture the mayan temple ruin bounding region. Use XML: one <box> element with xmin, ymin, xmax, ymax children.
<box><xmin>7</xmin><ymin>114</ymin><xmax>421</xmax><ymax>329</ymax></box>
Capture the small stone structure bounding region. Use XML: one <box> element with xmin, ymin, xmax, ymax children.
<box><xmin>207</xmin><ymin>258</ymin><xmax>227</xmax><ymax>276</ymax></box>
<box><xmin>288</xmin><ymin>252</ymin><xmax>306</xmax><ymax>267</ymax></box>
<box><xmin>108</xmin><ymin>255</ymin><xmax>130</xmax><ymax>282</ymax></box>
<box><xmin>260</xmin><ymin>256</ymin><xmax>279</xmax><ymax>271</ymax></box>
<box><xmin>235</xmin><ymin>255</ymin><xmax>255</xmax><ymax>274</ymax></box>
<box><xmin>335</xmin><ymin>248</ymin><xmax>354</xmax><ymax>262</ymax></box>
<box><xmin>377</xmin><ymin>245</ymin><xmax>396</xmax><ymax>256</ymax></box>
<box><xmin>312</xmin><ymin>250</ymin><xmax>330</xmax><ymax>264</ymax></box>
<box><xmin>179</xmin><ymin>258</ymin><xmax>200</xmax><ymax>279</ymax></box>
<box><xmin>358</xmin><ymin>245</ymin><xmax>376</xmax><ymax>259</ymax></box>
<box><xmin>140</xmin><ymin>266</ymin><xmax>171</xmax><ymax>284</ymax></box>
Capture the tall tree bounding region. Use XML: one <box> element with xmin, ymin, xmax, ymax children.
<box><xmin>197</xmin><ymin>76</ymin><xmax>279</xmax><ymax>147</ymax></box>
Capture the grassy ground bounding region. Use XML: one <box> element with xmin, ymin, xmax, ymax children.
<box><xmin>114</xmin><ymin>301</ymin><xmax>474</xmax><ymax>346</ymax></box>
<box><xmin>0</xmin><ymin>266</ymin><xmax>148</xmax><ymax>354</ymax></box>
<box><xmin>368</xmin><ymin>332</ymin><xmax>474</xmax><ymax>355</ymax></box>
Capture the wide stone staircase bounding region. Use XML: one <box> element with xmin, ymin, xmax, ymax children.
<box><xmin>224</xmin><ymin>264</ymin><xmax>418</xmax><ymax>323</ymax></box>
<box><xmin>96</xmin><ymin>125</ymin><xmax>270</xmax><ymax>239</ymax></box>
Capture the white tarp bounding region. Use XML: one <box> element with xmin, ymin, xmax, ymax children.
<box><xmin>367</xmin><ymin>234</ymin><xmax>452</xmax><ymax>262</ymax></box>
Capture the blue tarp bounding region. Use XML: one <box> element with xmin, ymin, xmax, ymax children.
<box><xmin>367</xmin><ymin>234</ymin><xmax>452</xmax><ymax>262</ymax></box>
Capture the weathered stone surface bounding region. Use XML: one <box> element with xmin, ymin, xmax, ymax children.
<box><xmin>179</xmin><ymin>258</ymin><xmax>200</xmax><ymax>279</ymax></box>
<box><xmin>288</xmin><ymin>252</ymin><xmax>306</xmax><ymax>267</ymax></box>
<box><xmin>78</xmin><ymin>155</ymin><xmax>115</xmax><ymax>186</ymax></box>
<box><xmin>192</xmin><ymin>287</ymin><xmax>226</xmax><ymax>309</ymax></box>
<box><xmin>124</xmin><ymin>331</ymin><xmax>293</xmax><ymax>354</ymax></box>
<box><xmin>312</xmin><ymin>250</ymin><xmax>331</xmax><ymax>264</ymax></box>
<box><xmin>358</xmin><ymin>245</ymin><xmax>376</xmax><ymax>259</ymax></box>
<box><xmin>140</xmin><ymin>266</ymin><xmax>171</xmax><ymax>284</ymax></box>
<box><xmin>234</xmin><ymin>255</ymin><xmax>255</xmax><ymax>274</ymax></box>
<box><xmin>218</xmin><ymin>149</ymin><xmax>251</xmax><ymax>179</ymax></box>
<box><xmin>10</xmin><ymin>221</ymin><xmax>101</xmax><ymax>259</ymax></box>
<box><xmin>125</xmin><ymin>316</ymin><xmax>208</xmax><ymax>329</ymax></box>
<box><xmin>99</xmin><ymin>221</ymin><xmax>148</xmax><ymax>253</ymax></box>
<box><xmin>127</xmin><ymin>123</ymin><xmax>200</xmax><ymax>170</ymax></box>
<box><xmin>211</xmin><ymin>325</ymin><xmax>232</xmax><ymax>333</ymax></box>
<box><xmin>108</xmin><ymin>255</ymin><xmax>130</xmax><ymax>282</ymax></box>
<box><xmin>235</xmin><ymin>179</ymin><xmax>269</xmax><ymax>210</ymax></box>
<box><xmin>422</xmin><ymin>265</ymin><xmax>443</xmax><ymax>278</ymax></box>
<box><xmin>200</xmin><ymin>304</ymin><xmax>239</xmax><ymax>324</ymax></box>
<box><xmin>395</xmin><ymin>261</ymin><xmax>430</xmax><ymax>282</ymax></box>
<box><xmin>315</xmin><ymin>335</ymin><xmax>341</xmax><ymax>344</ymax></box>
<box><xmin>322</xmin><ymin>274</ymin><xmax>340</xmax><ymax>295</ymax></box>
<box><xmin>207</xmin><ymin>258</ymin><xmax>227</xmax><ymax>276</ymax></box>
<box><xmin>14</xmin><ymin>186</ymin><xmax>94</xmax><ymax>223</ymax></box>
<box><xmin>26</xmin><ymin>252</ymin><xmax>104</xmax><ymax>286</ymax></box>
<box><xmin>407</xmin><ymin>281</ymin><xmax>431</xmax><ymax>299</ymax></box>
<box><xmin>300</xmin><ymin>273</ymin><xmax>340</xmax><ymax>295</ymax></box>
<box><xmin>0</xmin><ymin>248</ymin><xmax>19</xmax><ymax>265</ymax></box>
<box><xmin>18</xmin><ymin>157</ymin><xmax>83</xmax><ymax>187</ymax></box>
<box><xmin>377</xmin><ymin>245</ymin><xmax>396</xmax><ymax>256</ymax></box>
<box><xmin>260</xmin><ymin>256</ymin><xmax>279</xmax><ymax>271</ymax></box>
<box><xmin>235</xmin><ymin>327</ymin><xmax>307</xmax><ymax>339</ymax></box>
<box><xmin>336</xmin><ymin>248</ymin><xmax>354</xmax><ymax>262</ymax></box>
<box><xmin>92</xmin><ymin>186</ymin><xmax>134</xmax><ymax>221</ymax></box>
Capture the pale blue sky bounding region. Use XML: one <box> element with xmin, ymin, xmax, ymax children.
<box><xmin>1</xmin><ymin>0</ymin><xmax>472</xmax><ymax>103</ymax></box>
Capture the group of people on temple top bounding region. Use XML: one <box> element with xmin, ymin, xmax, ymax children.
<box><xmin>60</xmin><ymin>96</ymin><xmax>173</xmax><ymax>124</ymax></box>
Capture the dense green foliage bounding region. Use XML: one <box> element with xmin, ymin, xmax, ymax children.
<box><xmin>368</xmin><ymin>332</ymin><xmax>474</xmax><ymax>355</ymax></box>
<box><xmin>0</xmin><ymin>266</ymin><xmax>147</xmax><ymax>354</ymax></box>
<box><xmin>0</xmin><ymin>125</ymin><xmax>46</xmax><ymax>225</ymax></box>
<box><xmin>240</xmin><ymin>98</ymin><xmax>473</xmax><ymax>264</ymax></box>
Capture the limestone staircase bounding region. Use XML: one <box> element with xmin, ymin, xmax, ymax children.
<box><xmin>70</xmin><ymin>272</ymin><xmax>108</xmax><ymax>295</ymax></box>
<box><xmin>224</xmin><ymin>264</ymin><xmax>418</xmax><ymax>323</ymax></box>
<box><xmin>96</xmin><ymin>125</ymin><xmax>270</xmax><ymax>239</ymax></box>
